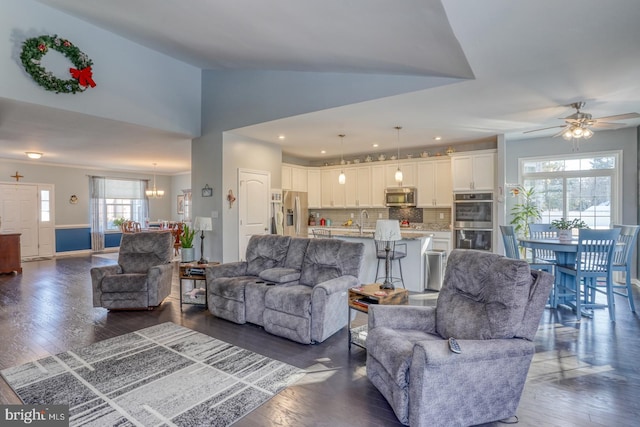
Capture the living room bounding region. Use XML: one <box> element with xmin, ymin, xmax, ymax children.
<box><xmin>1</xmin><ymin>1</ymin><xmax>640</xmax><ymax>426</ymax></box>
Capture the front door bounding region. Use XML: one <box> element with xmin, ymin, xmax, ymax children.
<box><xmin>0</xmin><ymin>183</ymin><xmax>39</xmax><ymax>257</ymax></box>
<box><xmin>238</xmin><ymin>169</ymin><xmax>270</xmax><ymax>260</ymax></box>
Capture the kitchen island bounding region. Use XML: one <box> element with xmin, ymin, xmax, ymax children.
<box><xmin>310</xmin><ymin>227</ymin><xmax>433</xmax><ymax>292</ymax></box>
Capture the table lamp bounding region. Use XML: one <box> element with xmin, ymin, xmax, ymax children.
<box><xmin>194</xmin><ymin>216</ymin><xmax>213</xmax><ymax>264</ymax></box>
<box><xmin>375</xmin><ymin>219</ymin><xmax>402</xmax><ymax>290</ymax></box>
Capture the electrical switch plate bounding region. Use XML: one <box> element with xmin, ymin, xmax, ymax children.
<box><xmin>211</xmin><ymin>211</ymin><xmax>219</xmax><ymax>218</ymax></box>
<box><xmin>350</xmin><ymin>213</ymin><xmax>354</xmax><ymax>218</ymax></box>
<box><xmin>378</xmin><ymin>213</ymin><xmax>383</xmax><ymax>219</ymax></box>
<box><xmin>439</xmin><ymin>213</ymin><xmax>444</xmax><ymax>219</ymax></box>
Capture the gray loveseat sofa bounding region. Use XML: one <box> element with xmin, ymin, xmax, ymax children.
<box><xmin>206</xmin><ymin>234</ymin><xmax>364</xmax><ymax>344</ymax></box>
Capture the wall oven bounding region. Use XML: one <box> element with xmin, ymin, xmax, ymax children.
<box><xmin>453</xmin><ymin>192</ymin><xmax>493</xmax><ymax>251</ymax></box>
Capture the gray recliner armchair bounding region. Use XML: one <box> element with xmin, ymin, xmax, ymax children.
<box><xmin>366</xmin><ymin>249</ymin><xmax>553</xmax><ymax>427</ymax></box>
<box><xmin>91</xmin><ymin>231</ymin><xmax>174</xmax><ymax>309</ymax></box>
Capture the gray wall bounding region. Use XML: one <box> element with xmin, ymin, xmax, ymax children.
<box><xmin>0</xmin><ymin>158</ymin><xmax>181</xmax><ymax>227</ymax></box>
<box><xmin>193</xmin><ymin>70</ymin><xmax>464</xmax><ymax>263</ymax></box>
<box><xmin>1</xmin><ymin>0</ymin><xmax>201</xmax><ymax>136</ymax></box>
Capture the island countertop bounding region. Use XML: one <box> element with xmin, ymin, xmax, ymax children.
<box><xmin>309</xmin><ymin>226</ymin><xmax>446</xmax><ymax>240</ymax></box>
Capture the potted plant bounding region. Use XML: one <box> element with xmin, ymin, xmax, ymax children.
<box><xmin>551</xmin><ymin>218</ymin><xmax>589</xmax><ymax>241</ymax></box>
<box><xmin>180</xmin><ymin>224</ymin><xmax>196</xmax><ymax>262</ymax></box>
<box><xmin>112</xmin><ymin>217</ymin><xmax>127</xmax><ymax>232</ymax></box>
<box><xmin>509</xmin><ymin>186</ymin><xmax>542</xmax><ymax>238</ymax></box>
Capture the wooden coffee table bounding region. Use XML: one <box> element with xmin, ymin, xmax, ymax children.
<box><xmin>348</xmin><ymin>283</ymin><xmax>408</xmax><ymax>350</ymax></box>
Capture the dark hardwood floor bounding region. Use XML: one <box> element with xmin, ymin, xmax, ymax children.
<box><xmin>1</xmin><ymin>254</ymin><xmax>639</xmax><ymax>426</ymax></box>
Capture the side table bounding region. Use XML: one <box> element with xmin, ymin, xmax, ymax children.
<box><xmin>348</xmin><ymin>284</ymin><xmax>408</xmax><ymax>350</ymax></box>
<box><xmin>179</xmin><ymin>262</ymin><xmax>218</xmax><ymax>311</ymax></box>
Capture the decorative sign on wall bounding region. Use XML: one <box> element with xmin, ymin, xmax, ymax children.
<box><xmin>201</xmin><ymin>184</ymin><xmax>213</xmax><ymax>197</ymax></box>
<box><xmin>20</xmin><ymin>34</ymin><xmax>96</xmax><ymax>94</ymax></box>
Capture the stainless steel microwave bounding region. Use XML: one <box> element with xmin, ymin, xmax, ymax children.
<box><xmin>385</xmin><ymin>187</ymin><xmax>417</xmax><ymax>207</ymax></box>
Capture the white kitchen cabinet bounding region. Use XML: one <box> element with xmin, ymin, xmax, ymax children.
<box><xmin>320</xmin><ymin>168</ymin><xmax>346</xmax><ymax>208</ymax></box>
<box><xmin>430</xmin><ymin>231</ymin><xmax>453</xmax><ymax>255</ymax></box>
<box><xmin>307</xmin><ymin>169</ymin><xmax>321</xmax><ymax>208</ymax></box>
<box><xmin>370</xmin><ymin>164</ymin><xmax>386</xmax><ymax>207</ymax></box>
<box><xmin>451</xmin><ymin>151</ymin><xmax>495</xmax><ymax>191</ymax></box>
<box><xmin>416</xmin><ymin>159</ymin><xmax>452</xmax><ymax>207</ymax></box>
<box><xmin>281</xmin><ymin>164</ymin><xmax>292</xmax><ymax>190</ymax></box>
<box><xmin>282</xmin><ymin>164</ymin><xmax>307</xmax><ymax>191</ymax></box>
<box><xmin>344</xmin><ymin>166</ymin><xmax>372</xmax><ymax>208</ymax></box>
<box><xmin>291</xmin><ymin>166</ymin><xmax>308</xmax><ymax>192</ymax></box>
<box><xmin>385</xmin><ymin>162</ymin><xmax>416</xmax><ymax>187</ymax></box>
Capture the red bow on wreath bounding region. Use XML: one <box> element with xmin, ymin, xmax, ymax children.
<box><xmin>69</xmin><ymin>66</ymin><xmax>96</xmax><ymax>88</ymax></box>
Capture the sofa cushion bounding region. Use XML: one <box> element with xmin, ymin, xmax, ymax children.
<box><xmin>118</xmin><ymin>232</ymin><xmax>172</xmax><ymax>274</ymax></box>
<box><xmin>245</xmin><ymin>235</ymin><xmax>291</xmax><ymax>276</ymax></box>
<box><xmin>283</xmin><ymin>238</ymin><xmax>310</xmax><ymax>270</ymax></box>
<box><xmin>299</xmin><ymin>239</ymin><xmax>364</xmax><ymax>286</ymax></box>
<box><xmin>367</xmin><ymin>327</ymin><xmax>441</xmax><ymax>387</ymax></box>
<box><xmin>264</xmin><ymin>285</ymin><xmax>312</xmax><ymax>318</ymax></box>
<box><xmin>102</xmin><ymin>274</ymin><xmax>147</xmax><ymax>292</ymax></box>
<box><xmin>436</xmin><ymin>250</ymin><xmax>532</xmax><ymax>340</ymax></box>
<box><xmin>259</xmin><ymin>268</ymin><xmax>300</xmax><ymax>284</ymax></box>
<box><xmin>209</xmin><ymin>276</ymin><xmax>258</xmax><ymax>301</ymax></box>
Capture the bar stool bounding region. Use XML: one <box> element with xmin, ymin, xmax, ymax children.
<box><xmin>374</xmin><ymin>240</ymin><xmax>407</xmax><ymax>288</ymax></box>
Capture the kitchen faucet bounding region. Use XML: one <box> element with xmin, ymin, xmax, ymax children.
<box><xmin>357</xmin><ymin>209</ymin><xmax>369</xmax><ymax>235</ymax></box>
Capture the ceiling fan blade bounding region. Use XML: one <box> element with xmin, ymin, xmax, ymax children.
<box><xmin>594</xmin><ymin>112</ymin><xmax>640</xmax><ymax>121</ymax></box>
<box><xmin>591</xmin><ymin>122</ymin><xmax>625</xmax><ymax>129</ymax></box>
<box><xmin>552</xmin><ymin>127</ymin><xmax>570</xmax><ymax>138</ymax></box>
<box><xmin>523</xmin><ymin>125</ymin><xmax>565</xmax><ymax>134</ymax></box>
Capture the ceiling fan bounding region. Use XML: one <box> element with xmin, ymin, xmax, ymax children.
<box><xmin>524</xmin><ymin>101</ymin><xmax>640</xmax><ymax>140</ymax></box>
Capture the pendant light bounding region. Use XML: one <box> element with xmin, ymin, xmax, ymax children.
<box><xmin>145</xmin><ymin>163</ymin><xmax>165</xmax><ymax>198</ymax></box>
<box><xmin>338</xmin><ymin>134</ymin><xmax>346</xmax><ymax>185</ymax></box>
<box><xmin>394</xmin><ymin>126</ymin><xmax>403</xmax><ymax>184</ymax></box>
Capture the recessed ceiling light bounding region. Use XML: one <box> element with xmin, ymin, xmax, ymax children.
<box><xmin>372</xmin><ymin>143</ymin><xmax>379</xmax><ymax>148</ymax></box>
<box><xmin>26</xmin><ymin>152</ymin><xmax>43</xmax><ymax>159</ymax></box>
<box><xmin>321</xmin><ymin>150</ymin><xmax>326</xmax><ymax>154</ymax></box>
<box><xmin>433</xmin><ymin>136</ymin><xmax>442</xmax><ymax>141</ymax></box>
<box><xmin>278</xmin><ymin>135</ymin><xmax>285</xmax><ymax>140</ymax></box>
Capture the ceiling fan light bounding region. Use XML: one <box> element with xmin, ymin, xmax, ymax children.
<box><xmin>562</xmin><ymin>129</ymin><xmax>573</xmax><ymax>140</ymax></box>
<box><xmin>582</xmin><ymin>128</ymin><xmax>594</xmax><ymax>139</ymax></box>
<box><xmin>572</xmin><ymin>127</ymin><xmax>584</xmax><ymax>138</ymax></box>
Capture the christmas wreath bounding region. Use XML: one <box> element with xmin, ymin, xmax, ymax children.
<box><xmin>20</xmin><ymin>34</ymin><xmax>96</xmax><ymax>94</ymax></box>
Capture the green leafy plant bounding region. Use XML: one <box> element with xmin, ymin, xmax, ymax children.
<box><xmin>551</xmin><ymin>218</ymin><xmax>589</xmax><ymax>230</ymax></box>
<box><xmin>112</xmin><ymin>218</ymin><xmax>126</xmax><ymax>227</ymax></box>
<box><xmin>180</xmin><ymin>225</ymin><xmax>196</xmax><ymax>248</ymax></box>
<box><xmin>509</xmin><ymin>186</ymin><xmax>541</xmax><ymax>238</ymax></box>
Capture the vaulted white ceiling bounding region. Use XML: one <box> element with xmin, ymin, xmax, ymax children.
<box><xmin>2</xmin><ymin>0</ymin><xmax>640</xmax><ymax>173</ymax></box>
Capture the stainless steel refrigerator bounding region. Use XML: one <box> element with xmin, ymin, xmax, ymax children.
<box><xmin>282</xmin><ymin>191</ymin><xmax>308</xmax><ymax>237</ymax></box>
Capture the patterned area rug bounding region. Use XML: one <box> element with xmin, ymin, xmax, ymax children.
<box><xmin>1</xmin><ymin>322</ymin><xmax>305</xmax><ymax>426</ymax></box>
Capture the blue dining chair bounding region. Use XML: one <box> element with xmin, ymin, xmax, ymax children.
<box><xmin>555</xmin><ymin>228</ymin><xmax>621</xmax><ymax>321</ymax></box>
<box><xmin>528</xmin><ymin>223</ymin><xmax>558</xmax><ymax>264</ymax></box>
<box><xmin>610</xmin><ymin>225</ymin><xmax>639</xmax><ymax>313</ymax></box>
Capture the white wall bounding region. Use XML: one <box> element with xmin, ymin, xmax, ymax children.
<box><xmin>1</xmin><ymin>0</ymin><xmax>201</xmax><ymax>136</ymax></box>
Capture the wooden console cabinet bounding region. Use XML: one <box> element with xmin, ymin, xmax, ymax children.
<box><xmin>0</xmin><ymin>233</ymin><xmax>22</xmax><ymax>274</ymax></box>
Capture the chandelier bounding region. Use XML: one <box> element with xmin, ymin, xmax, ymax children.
<box><xmin>145</xmin><ymin>163</ymin><xmax>165</xmax><ymax>198</ymax></box>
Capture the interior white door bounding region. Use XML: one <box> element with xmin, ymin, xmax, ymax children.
<box><xmin>37</xmin><ymin>185</ymin><xmax>55</xmax><ymax>257</ymax></box>
<box><xmin>238</xmin><ymin>169</ymin><xmax>271</xmax><ymax>260</ymax></box>
<box><xmin>0</xmin><ymin>184</ymin><xmax>38</xmax><ymax>257</ymax></box>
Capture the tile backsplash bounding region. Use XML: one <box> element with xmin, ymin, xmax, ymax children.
<box><xmin>310</xmin><ymin>207</ymin><xmax>451</xmax><ymax>229</ymax></box>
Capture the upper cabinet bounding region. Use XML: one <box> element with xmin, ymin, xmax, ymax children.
<box><xmin>307</xmin><ymin>169</ymin><xmax>321</xmax><ymax>208</ymax></box>
<box><xmin>416</xmin><ymin>159</ymin><xmax>452</xmax><ymax>207</ymax></box>
<box><xmin>282</xmin><ymin>164</ymin><xmax>308</xmax><ymax>192</ymax></box>
<box><xmin>320</xmin><ymin>168</ymin><xmax>346</xmax><ymax>208</ymax></box>
<box><xmin>344</xmin><ymin>166</ymin><xmax>372</xmax><ymax>208</ymax></box>
<box><xmin>384</xmin><ymin>162</ymin><xmax>416</xmax><ymax>187</ymax></box>
<box><xmin>450</xmin><ymin>151</ymin><xmax>496</xmax><ymax>192</ymax></box>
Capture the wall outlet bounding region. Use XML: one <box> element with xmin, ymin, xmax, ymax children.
<box><xmin>211</xmin><ymin>211</ymin><xmax>219</xmax><ymax>219</ymax></box>
<box><xmin>439</xmin><ymin>213</ymin><xmax>444</xmax><ymax>219</ymax></box>
<box><xmin>378</xmin><ymin>213</ymin><xmax>383</xmax><ymax>219</ymax></box>
<box><xmin>350</xmin><ymin>213</ymin><xmax>354</xmax><ymax>219</ymax></box>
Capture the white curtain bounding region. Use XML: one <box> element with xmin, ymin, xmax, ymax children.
<box><xmin>89</xmin><ymin>176</ymin><xmax>106</xmax><ymax>252</ymax></box>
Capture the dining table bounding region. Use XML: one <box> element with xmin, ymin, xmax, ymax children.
<box><xmin>518</xmin><ymin>237</ymin><xmax>620</xmax><ymax>317</ymax></box>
